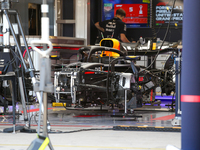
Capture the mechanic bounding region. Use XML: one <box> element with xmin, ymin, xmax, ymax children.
<box><xmin>95</xmin><ymin>8</ymin><xmax>132</xmax><ymax>43</ymax></box>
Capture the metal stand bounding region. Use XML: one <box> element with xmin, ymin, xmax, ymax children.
<box><xmin>1</xmin><ymin>0</ymin><xmax>46</xmax><ymax>111</ymax></box>
<box><xmin>28</xmin><ymin>56</ymin><xmax>54</xmax><ymax>150</ymax></box>
<box><xmin>28</xmin><ymin>1</ymin><xmax>54</xmax><ymax>149</ymax></box>
<box><xmin>0</xmin><ymin>0</ymin><xmax>39</xmax><ymax>133</ymax></box>
<box><xmin>18</xmin><ymin>76</ymin><xmax>28</xmax><ymax>121</ymax></box>
<box><xmin>124</xmin><ymin>89</ymin><xmax>127</xmax><ymax>114</ymax></box>
<box><xmin>172</xmin><ymin>49</ymin><xmax>181</xmax><ymax>126</ymax></box>
<box><xmin>111</xmin><ymin>89</ymin><xmax>142</xmax><ymax>119</ymax></box>
<box><xmin>0</xmin><ymin>73</ymin><xmax>17</xmax><ymax>133</ymax></box>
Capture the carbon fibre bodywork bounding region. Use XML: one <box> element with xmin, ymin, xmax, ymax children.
<box><xmin>54</xmin><ymin>39</ymin><xmax>176</xmax><ymax>108</ymax></box>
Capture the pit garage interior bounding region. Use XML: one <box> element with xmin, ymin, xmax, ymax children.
<box><xmin>0</xmin><ymin>0</ymin><xmax>199</xmax><ymax>150</ymax></box>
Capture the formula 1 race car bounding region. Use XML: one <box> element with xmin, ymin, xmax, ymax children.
<box><xmin>54</xmin><ymin>38</ymin><xmax>176</xmax><ymax>108</ymax></box>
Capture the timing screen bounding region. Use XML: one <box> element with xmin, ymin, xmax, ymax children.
<box><xmin>102</xmin><ymin>0</ymin><xmax>151</xmax><ymax>28</ymax></box>
<box><xmin>114</xmin><ymin>4</ymin><xmax>148</xmax><ymax>24</ymax></box>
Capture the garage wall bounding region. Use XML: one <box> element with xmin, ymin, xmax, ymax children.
<box><xmin>126</xmin><ymin>28</ymin><xmax>182</xmax><ymax>43</ymax></box>
<box><xmin>11</xmin><ymin>0</ymin><xmax>54</xmax><ymax>35</ymax></box>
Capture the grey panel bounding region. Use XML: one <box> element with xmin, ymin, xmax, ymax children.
<box><xmin>63</xmin><ymin>24</ymin><xmax>74</xmax><ymax>37</ymax></box>
<box><xmin>11</xmin><ymin>0</ymin><xmax>54</xmax><ymax>35</ymax></box>
<box><xmin>62</xmin><ymin>0</ymin><xmax>74</xmax><ymax>20</ymax></box>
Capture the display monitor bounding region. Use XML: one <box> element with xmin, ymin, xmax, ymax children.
<box><xmin>154</xmin><ymin>0</ymin><xmax>183</xmax><ymax>28</ymax></box>
<box><xmin>102</xmin><ymin>0</ymin><xmax>151</xmax><ymax>28</ymax></box>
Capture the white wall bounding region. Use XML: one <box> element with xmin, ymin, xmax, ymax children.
<box><xmin>75</xmin><ymin>0</ymin><xmax>90</xmax><ymax>45</ymax></box>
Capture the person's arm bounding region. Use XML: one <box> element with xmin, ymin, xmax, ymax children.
<box><xmin>120</xmin><ymin>33</ymin><xmax>130</xmax><ymax>43</ymax></box>
<box><xmin>95</xmin><ymin>22</ymin><xmax>104</xmax><ymax>32</ymax></box>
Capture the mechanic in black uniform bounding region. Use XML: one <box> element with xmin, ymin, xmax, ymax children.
<box><xmin>95</xmin><ymin>8</ymin><xmax>131</xmax><ymax>43</ymax></box>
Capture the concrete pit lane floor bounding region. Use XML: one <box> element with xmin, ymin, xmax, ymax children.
<box><xmin>0</xmin><ymin>103</ymin><xmax>181</xmax><ymax>150</ymax></box>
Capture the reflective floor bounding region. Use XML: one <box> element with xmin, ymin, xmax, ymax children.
<box><xmin>0</xmin><ymin>100</ymin><xmax>181</xmax><ymax>150</ymax></box>
<box><xmin>0</xmin><ymin>100</ymin><xmax>176</xmax><ymax>128</ymax></box>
